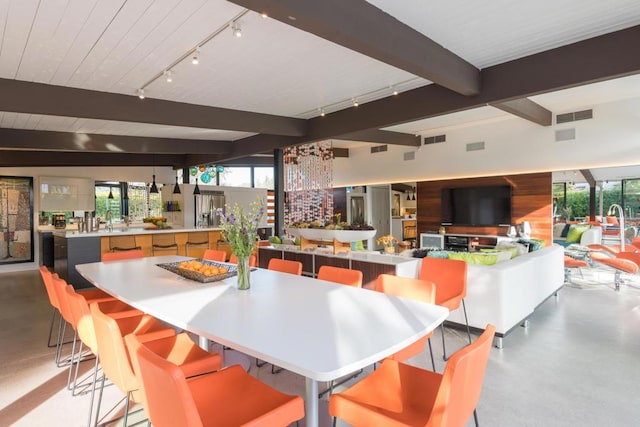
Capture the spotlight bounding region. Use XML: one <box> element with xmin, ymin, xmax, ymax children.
<box><xmin>391</xmin><ymin>86</ymin><xmax>398</xmax><ymax>96</ymax></box>
<box><xmin>164</xmin><ymin>70</ymin><xmax>173</xmax><ymax>83</ymax></box>
<box><xmin>319</xmin><ymin>108</ymin><xmax>325</xmax><ymax>117</ymax></box>
<box><xmin>353</xmin><ymin>98</ymin><xmax>359</xmax><ymax>107</ymax></box>
<box><xmin>261</xmin><ymin>12</ymin><xmax>268</xmax><ymax>18</ymax></box>
<box><xmin>191</xmin><ymin>47</ymin><xmax>200</xmax><ymax>65</ymax></box>
<box><xmin>137</xmin><ymin>88</ymin><xmax>145</xmax><ymax>99</ymax></box>
<box><xmin>232</xmin><ymin>21</ymin><xmax>242</xmax><ymax>37</ymax></box>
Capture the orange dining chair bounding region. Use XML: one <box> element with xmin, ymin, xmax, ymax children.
<box><xmin>202</xmin><ymin>249</ymin><xmax>227</xmax><ymax>262</ymax></box>
<box><xmin>228</xmin><ymin>253</ymin><xmax>257</xmax><ymax>267</ymax></box>
<box><xmin>126</xmin><ymin>333</ymin><xmax>305</xmax><ymax>427</ymax></box>
<box><xmin>317</xmin><ymin>265</ymin><xmax>363</xmax><ymax>287</ymax></box>
<box><xmin>90</xmin><ymin>300</ymin><xmax>222</xmax><ymax>427</ymax></box>
<box><xmin>329</xmin><ymin>324</ymin><xmax>496</xmax><ymax>427</ymax></box>
<box><xmin>375</xmin><ymin>274</ymin><xmax>437</xmax><ymax>370</ymax></box>
<box><xmin>39</xmin><ymin>266</ymin><xmax>67</xmax><ymax>349</ymax></box>
<box><xmin>102</xmin><ymin>249</ymin><xmax>145</xmax><ymax>262</ymax></box>
<box><xmin>419</xmin><ymin>257</ymin><xmax>471</xmax><ymax>360</ymax></box>
<box><xmin>267</xmin><ymin>258</ymin><xmax>303</xmax><ymax>275</ymax></box>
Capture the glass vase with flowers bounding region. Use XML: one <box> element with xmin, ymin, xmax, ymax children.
<box><xmin>377</xmin><ymin>234</ymin><xmax>398</xmax><ymax>254</ymax></box>
<box><xmin>217</xmin><ymin>198</ymin><xmax>265</xmax><ymax>290</ymax></box>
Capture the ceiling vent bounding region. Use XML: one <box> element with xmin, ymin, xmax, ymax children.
<box><xmin>555</xmin><ymin>128</ymin><xmax>576</xmax><ymax>142</ymax></box>
<box><xmin>370</xmin><ymin>145</ymin><xmax>388</xmax><ymax>154</ymax></box>
<box><xmin>466</xmin><ymin>141</ymin><xmax>485</xmax><ymax>152</ymax></box>
<box><xmin>423</xmin><ymin>134</ymin><xmax>446</xmax><ymax>145</ymax></box>
<box><xmin>403</xmin><ymin>151</ymin><xmax>415</xmax><ymax>161</ymax></box>
<box><xmin>556</xmin><ymin>109</ymin><xmax>593</xmax><ymax>124</ymax></box>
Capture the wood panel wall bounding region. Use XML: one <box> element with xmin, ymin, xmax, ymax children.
<box><xmin>416</xmin><ymin>172</ymin><xmax>553</xmax><ymax>244</ymax></box>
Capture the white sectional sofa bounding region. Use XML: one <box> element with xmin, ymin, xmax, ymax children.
<box><xmin>417</xmin><ymin>244</ymin><xmax>565</xmax><ymax>348</ymax></box>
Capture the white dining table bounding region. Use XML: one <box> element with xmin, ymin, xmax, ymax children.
<box><xmin>76</xmin><ymin>256</ymin><xmax>449</xmax><ymax>427</ymax></box>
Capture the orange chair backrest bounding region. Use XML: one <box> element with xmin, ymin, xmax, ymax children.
<box><xmin>51</xmin><ymin>275</ymin><xmax>75</xmax><ymax>325</ymax></box>
<box><xmin>90</xmin><ymin>301</ymin><xmax>138</xmax><ymax>396</ymax></box>
<box><xmin>606</xmin><ymin>216</ymin><xmax>620</xmax><ymax>226</ymax></box>
<box><xmin>419</xmin><ymin>257</ymin><xmax>468</xmax><ymax>307</ymax></box>
<box><xmin>202</xmin><ymin>249</ymin><xmax>227</xmax><ymax>262</ymax></box>
<box><xmin>431</xmin><ymin>324</ymin><xmax>496</xmax><ymax>427</ymax></box>
<box><xmin>102</xmin><ymin>249</ymin><xmax>145</xmax><ymax>262</ymax></box>
<box><xmin>65</xmin><ymin>285</ymin><xmax>99</xmax><ymax>354</ymax></box>
<box><xmin>228</xmin><ymin>253</ymin><xmax>257</xmax><ymax>267</ymax></box>
<box><xmin>127</xmin><ymin>334</ymin><xmax>202</xmax><ymax>427</ymax></box>
<box><xmin>268</xmin><ymin>258</ymin><xmax>303</xmax><ymax>276</ymax></box>
<box><xmin>616</xmin><ymin>252</ymin><xmax>640</xmax><ymax>270</ymax></box>
<box><xmin>375</xmin><ymin>274</ymin><xmax>435</xmax><ymax>304</ymax></box>
<box><xmin>631</xmin><ymin>237</ymin><xmax>640</xmax><ymax>250</ymax></box>
<box><xmin>39</xmin><ymin>266</ymin><xmax>60</xmax><ymax>310</ymax></box>
<box><xmin>317</xmin><ymin>266</ymin><xmax>363</xmax><ymax>287</ymax></box>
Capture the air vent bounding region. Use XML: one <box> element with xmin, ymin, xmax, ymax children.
<box><xmin>370</xmin><ymin>145</ymin><xmax>388</xmax><ymax>154</ymax></box>
<box><xmin>466</xmin><ymin>141</ymin><xmax>485</xmax><ymax>152</ymax></box>
<box><xmin>556</xmin><ymin>109</ymin><xmax>593</xmax><ymax>124</ymax></box>
<box><xmin>423</xmin><ymin>134</ymin><xmax>446</xmax><ymax>145</ymax></box>
<box><xmin>555</xmin><ymin>128</ymin><xmax>576</xmax><ymax>141</ymax></box>
<box><xmin>403</xmin><ymin>151</ymin><xmax>415</xmax><ymax>161</ymax></box>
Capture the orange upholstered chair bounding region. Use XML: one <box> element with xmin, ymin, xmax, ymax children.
<box><xmin>101</xmin><ymin>249</ymin><xmax>144</xmax><ymax>262</ymax></box>
<box><xmin>202</xmin><ymin>249</ymin><xmax>227</xmax><ymax>262</ymax></box>
<box><xmin>317</xmin><ymin>265</ymin><xmax>363</xmax><ymax>287</ymax></box>
<box><xmin>90</xmin><ymin>301</ymin><xmax>221</xmax><ymax>426</ymax></box>
<box><xmin>419</xmin><ymin>257</ymin><xmax>471</xmax><ymax>360</ymax></box>
<box><xmin>329</xmin><ymin>324</ymin><xmax>496</xmax><ymax>427</ymax></box>
<box><xmin>564</xmin><ymin>255</ymin><xmax>588</xmax><ymax>282</ymax></box>
<box><xmin>591</xmin><ymin>251</ymin><xmax>640</xmax><ymax>291</ymax></box>
<box><xmin>127</xmin><ymin>333</ymin><xmax>304</xmax><ymax>427</ymax></box>
<box><xmin>375</xmin><ymin>274</ymin><xmax>437</xmax><ymax>370</ymax></box>
<box><xmin>267</xmin><ymin>258</ymin><xmax>303</xmax><ymax>275</ymax></box>
<box><xmin>39</xmin><ymin>266</ymin><xmax>66</xmax><ymax>349</ymax></box>
<box><xmin>228</xmin><ymin>253</ymin><xmax>257</xmax><ymax>267</ymax></box>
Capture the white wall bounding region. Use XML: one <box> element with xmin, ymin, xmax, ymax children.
<box><xmin>333</xmin><ymin>97</ymin><xmax>640</xmax><ymax>186</ymax></box>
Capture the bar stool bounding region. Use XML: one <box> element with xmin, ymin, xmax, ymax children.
<box><xmin>152</xmin><ymin>233</ymin><xmax>179</xmax><ymax>255</ymax></box>
<box><xmin>109</xmin><ymin>235</ymin><xmax>141</xmax><ymax>252</ymax></box>
<box><xmin>184</xmin><ymin>231</ymin><xmax>210</xmax><ymax>256</ymax></box>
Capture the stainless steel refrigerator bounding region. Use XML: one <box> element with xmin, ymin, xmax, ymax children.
<box><xmin>194</xmin><ymin>191</ymin><xmax>225</xmax><ymax>228</ymax></box>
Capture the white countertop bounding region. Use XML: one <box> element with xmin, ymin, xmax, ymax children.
<box><xmin>50</xmin><ymin>226</ymin><xmax>221</xmax><ymax>238</ymax></box>
<box><xmin>262</xmin><ymin>245</ymin><xmax>417</xmax><ymax>266</ymax></box>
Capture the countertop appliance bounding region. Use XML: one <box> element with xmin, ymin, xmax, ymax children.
<box><xmin>53</xmin><ymin>213</ymin><xmax>67</xmax><ymax>229</ymax></box>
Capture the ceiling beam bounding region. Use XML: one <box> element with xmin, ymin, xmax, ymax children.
<box><xmin>0</xmin><ymin>151</ymin><xmax>184</xmax><ymax>167</ymax></box>
<box><xmin>301</xmin><ymin>24</ymin><xmax>640</xmax><ymax>142</ymax></box>
<box><xmin>0</xmin><ymin>128</ymin><xmax>232</xmax><ymax>154</ymax></box>
<box><xmin>231</xmin><ymin>0</ymin><xmax>480</xmax><ymax>96</ymax></box>
<box><xmin>0</xmin><ymin>78</ymin><xmax>308</xmax><ymax>137</ymax></box>
<box><xmin>490</xmin><ymin>98</ymin><xmax>552</xmax><ymax>126</ymax></box>
<box><xmin>580</xmin><ymin>169</ymin><xmax>596</xmax><ymax>187</ymax></box>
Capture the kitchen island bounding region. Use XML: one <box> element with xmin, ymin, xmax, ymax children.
<box><xmin>53</xmin><ymin>227</ymin><xmax>222</xmax><ymax>289</ymax></box>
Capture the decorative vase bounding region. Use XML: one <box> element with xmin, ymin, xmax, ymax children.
<box><xmin>236</xmin><ymin>255</ymin><xmax>251</xmax><ymax>290</ymax></box>
<box><xmin>384</xmin><ymin>245</ymin><xmax>395</xmax><ymax>254</ymax></box>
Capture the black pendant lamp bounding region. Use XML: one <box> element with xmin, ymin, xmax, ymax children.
<box><xmin>193</xmin><ymin>177</ymin><xmax>200</xmax><ymax>195</ymax></box>
<box><xmin>406</xmin><ymin>192</ymin><xmax>411</xmax><ymax>201</ymax></box>
<box><xmin>173</xmin><ymin>176</ymin><xmax>181</xmax><ymax>194</ymax></box>
<box><xmin>149</xmin><ymin>175</ymin><xmax>159</xmax><ymax>194</ymax></box>
<box><xmin>108</xmin><ymin>187</ymin><xmax>114</xmax><ymax>199</ymax></box>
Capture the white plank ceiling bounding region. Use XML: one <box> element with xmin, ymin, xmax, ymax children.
<box><xmin>0</xmin><ymin>0</ymin><xmax>639</xmax><ymax>149</ymax></box>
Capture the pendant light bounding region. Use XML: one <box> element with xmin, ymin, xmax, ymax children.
<box><xmin>108</xmin><ymin>187</ymin><xmax>114</xmax><ymax>199</ymax></box>
<box><xmin>412</xmin><ymin>187</ymin><xmax>416</xmax><ymax>201</ymax></box>
<box><xmin>406</xmin><ymin>192</ymin><xmax>411</xmax><ymax>201</ymax></box>
<box><xmin>193</xmin><ymin>177</ymin><xmax>200</xmax><ymax>195</ymax></box>
<box><xmin>173</xmin><ymin>176</ymin><xmax>181</xmax><ymax>194</ymax></box>
<box><xmin>149</xmin><ymin>175</ymin><xmax>159</xmax><ymax>194</ymax></box>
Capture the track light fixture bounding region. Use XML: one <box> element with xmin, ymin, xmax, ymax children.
<box><xmin>319</xmin><ymin>108</ymin><xmax>325</xmax><ymax>117</ymax></box>
<box><xmin>137</xmin><ymin>88</ymin><xmax>145</xmax><ymax>99</ymax></box>
<box><xmin>193</xmin><ymin>178</ymin><xmax>201</xmax><ymax>195</ymax></box>
<box><xmin>391</xmin><ymin>86</ymin><xmax>398</xmax><ymax>96</ymax></box>
<box><xmin>191</xmin><ymin>47</ymin><xmax>200</xmax><ymax>65</ymax></box>
<box><xmin>164</xmin><ymin>70</ymin><xmax>173</xmax><ymax>83</ymax></box>
<box><xmin>232</xmin><ymin>21</ymin><xmax>242</xmax><ymax>37</ymax></box>
<box><xmin>352</xmin><ymin>98</ymin><xmax>359</xmax><ymax>107</ymax></box>
<box><xmin>150</xmin><ymin>175</ymin><xmax>159</xmax><ymax>194</ymax></box>
<box><xmin>173</xmin><ymin>176</ymin><xmax>181</xmax><ymax>194</ymax></box>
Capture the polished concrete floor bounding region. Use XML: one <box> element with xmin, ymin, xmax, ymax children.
<box><xmin>1</xmin><ymin>267</ymin><xmax>640</xmax><ymax>426</ymax></box>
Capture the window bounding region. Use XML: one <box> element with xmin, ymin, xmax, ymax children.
<box><xmin>95</xmin><ymin>182</ymin><xmax>121</xmax><ymax>221</ymax></box>
<box><xmin>219</xmin><ymin>167</ymin><xmax>251</xmax><ymax>187</ymax></box>
<box><xmin>254</xmin><ymin>167</ymin><xmax>274</xmax><ymax>189</ymax></box>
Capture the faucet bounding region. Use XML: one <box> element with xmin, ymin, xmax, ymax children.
<box><xmin>106</xmin><ymin>210</ymin><xmax>113</xmax><ymax>232</ymax></box>
<box><xmin>122</xmin><ymin>215</ymin><xmax>131</xmax><ymax>229</ymax></box>
<box><xmin>607</xmin><ymin>204</ymin><xmax>625</xmax><ymax>251</ymax></box>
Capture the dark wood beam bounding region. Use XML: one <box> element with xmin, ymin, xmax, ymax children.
<box><xmin>0</xmin><ymin>150</ymin><xmax>184</xmax><ymax>167</ymax></box>
<box><xmin>231</xmin><ymin>0</ymin><xmax>480</xmax><ymax>96</ymax></box>
<box><xmin>0</xmin><ymin>128</ymin><xmax>232</xmax><ymax>154</ymax></box>
<box><xmin>0</xmin><ymin>78</ymin><xmax>307</xmax><ymax>136</ymax></box>
<box><xmin>491</xmin><ymin>98</ymin><xmax>552</xmax><ymax>126</ymax></box>
<box><xmin>580</xmin><ymin>169</ymin><xmax>596</xmax><ymax>187</ymax></box>
<box><xmin>302</xmin><ymin>24</ymin><xmax>640</xmax><ymax>142</ymax></box>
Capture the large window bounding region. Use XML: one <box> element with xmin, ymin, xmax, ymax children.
<box><xmin>254</xmin><ymin>167</ymin><xmax>274</xmax><ymax>189</ymax></box>
<box><xmin>95</xmin><ymin>182</ymin><xmax>162</xmax><ymax>222</ymax></box>
<box><xmin>218</xmin><ymin>167</ymin><xmax>252</xmax><ymax>187</ymax></box>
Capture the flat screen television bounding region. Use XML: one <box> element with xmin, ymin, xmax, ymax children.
<box><xmin>441</xmin><ymin>185</ymin><xmax>512</xmax><ymax>226</ymax></box>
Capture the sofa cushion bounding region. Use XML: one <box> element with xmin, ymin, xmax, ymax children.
<box><xmin>448</xmin><ymin>252</ymin><xmax>500</xmax><ymax>265</ymax></box>
<box><xmin>566</xmin><ymin>225</ymin><xmax>590</xmax><ymax>243</ymax></box>
<box><xmin>560</xmin><ymin>224</ymin><xmax>571</xmax><ymax>238</ymax></box>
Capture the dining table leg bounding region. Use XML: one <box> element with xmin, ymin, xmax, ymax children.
<box><xmin>198</xmin><ymin>336</ymin><xmax>210</xmax><ymax>351</ymax></box>
<box><xmin>304</xmin><ymin>377</ymin><xmax>319</xmax><ymax>427</ymax></box>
